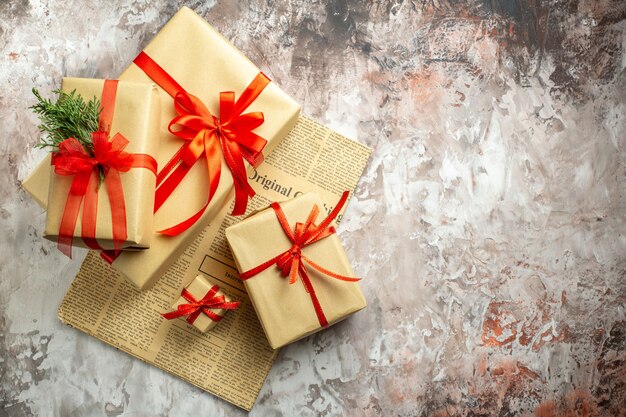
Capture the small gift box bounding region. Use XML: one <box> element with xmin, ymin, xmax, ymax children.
<box><xmin>100</xmin><ymin>6</ymin><xmax>301</xmax><ymax>289</ymax></box>
<box><xmin>40</xmin><ymin>78</ymin><xmax>160</xmax><ymax>256</ymax></box>
<box><xmin>225</xmin><ymin>192</ymin><xmax>367</xmax><ymax>349</ymax></box>
<box><xmin>162</xmin><ymin>275</ymin><xmax>240</xmax><ymax>332</ymax></box>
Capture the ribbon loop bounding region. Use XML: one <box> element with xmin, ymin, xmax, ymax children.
<box><xmin>239</xmin><ymin>191</ymin><xmax>360</xmax><ymax>327</ymax></box>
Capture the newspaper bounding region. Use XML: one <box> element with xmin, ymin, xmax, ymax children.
<box><xmin>57</xmin><ymin>116</ymin><xmax>372</xmax><ymax>411</ymax></box>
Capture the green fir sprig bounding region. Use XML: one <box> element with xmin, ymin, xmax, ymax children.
<box><xmin>30</xmin><ymin>87</ymin><xmax>102</xmax><ymax>154</ymax></box>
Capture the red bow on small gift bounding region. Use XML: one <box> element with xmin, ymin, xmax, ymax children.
<box><xmin>52</xmin><ymin>80</ymin><xmax>157</xmax><ymax>257</ymax></box>
<box><xmin>239</xmin><ymin>191</ymin><xmax>360</xmax><ymax>327</ymax></box>
<box><xmin>162</xmin><ymin>285</ymin><xmax>240</xmax><ymax>324</ymax></box>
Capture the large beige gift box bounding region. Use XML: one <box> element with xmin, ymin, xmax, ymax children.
<box><xmin>226</xmin><ymin>193</ymin><xmax>366</xmax><ymax>349</ymax></box>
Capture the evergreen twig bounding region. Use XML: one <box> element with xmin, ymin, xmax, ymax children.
<box><xmin>30</xmin><ymin>88</ymin><xmax>101</xmax><ymax>154</ymax></box>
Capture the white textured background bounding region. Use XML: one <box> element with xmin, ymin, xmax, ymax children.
<box><xmin>1</xmin><ymin>1</ymin><xmax>625</xmax><ymax>416</ymax></box>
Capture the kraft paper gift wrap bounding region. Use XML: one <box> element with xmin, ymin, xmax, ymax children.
<box><xmin>166</xmin><ymin>275</ymin><xmax>237</xmax><ymax>333</ymax></box>
<box><xmin>43</xmin><ymin>77</ymin><xmax>160</xmax><ymax>251</ymax></box>
<box><xmin>23</xmin><ymin>154</ymin><xmax>50</xmax><ymax>209</ymax></box>
<box><xmin>225</xmin><ymin>193</ymin><xmax>367</xmax><ymax>349</ymax></box>
<box><xmin>104</xmin><ymin>6</ymin><xmax>300</xmax><ymax>289</ymax></box>
<box><xmin>24</xmin><ymin>7</ymin><xmax>299</xmax><ymax>289</ymax></box>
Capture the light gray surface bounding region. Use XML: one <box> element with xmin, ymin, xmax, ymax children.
<box><xmin>1</xmin><ymin>1</ymin><xmax>625</xmax><ymax>416</ymax></box>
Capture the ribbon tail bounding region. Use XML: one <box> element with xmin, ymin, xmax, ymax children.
<box><xmin>156</xmin><ymin>144</ymin><xmax>186</xmax><ymax>187</ymax></box>
<box><xmin>157</xmin><ymin>132</ymin><xmax>222</xmax><ymax>236</ymax></box>
<box><xmin>81</xmin><ymin>170</ymin><xmax>103</xmax><ymax>250</ymax></box>
<box><xmin>57</xmin><ymin>175</ymin><xmax>90</xmax><ymax>258</ymax></box>
<box><xmin>98</xmin><ymin>155</ymin><xmax>156</xmax><ymax>263</ymax></box>
<box><xmin>204</xmin><ymin>130</ymin><xmax>224</xmax><ymax>202</ymax></box>
<box><xmin>232</xmin><ymin>180</ymin><xmax>252</xmax><ymax>216</ymax></box>
<box><xmin>222</xmin><ymin>138</ymin><xmax>254</xmax><ymax>216</ymax></box>
<box><xmin>162</xmin><ymin>303</ymin><xmax>201</xmax><ymax>321</ymax></box>
<box><xmin>157</xmin><ymin>203</ymin><xmax>208</xmax><ymax>236</ymax></box>
<box><xmin>305</xmin><ymin>191</ymin><xmax>350</xmax><ymax>245</ymax></box>
<box><xmin>154</xmin><ymin>142</ymin><xmax>195</xmax><ymax>213</ymax></box>
<box><xmin>100</xmin><ymin>249</ymin><xmax>119</xmax><ymax>264</ymax></box>
<box><xmin>217</xmin><ymin>301</ymin><xmax>241</xmax><ymax>310</ymax></box>
<box><xmin>302</xmin><ymin>256</ymin><xmax>361</xmax><ymax>282</ymax></box>
<box><xmin>104</xmin><ymin>168</ymin><xmax>127</xmax><ymax>252</ymax></box>
<box><xmin>131</xmin><ymin>154</ymin><xmax>158</xmax><ymax>174</ymax></box>
<box><xmin>298</xmin><ymin>263</ymin><xmax>328</xmax><ymax>327</ymax></box>
<box><xmin>288</xmin><ymin>258</ymin><xmax>299</xmax><ymax>285</ymax></box>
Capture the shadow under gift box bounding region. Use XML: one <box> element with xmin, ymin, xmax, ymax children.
<box><xmin>40</xmin><ymin>78</ymin><xmax>160</xmax><ymax>251</ymax></box>
<box><xmin>225</xmin><ymin>192</ymin><xmax>367</xmax><ymax>349</ymax></box>
<box><xmin>24</xmin><ymin>7</ymin><xmax>300</xmax><ymax>290</ymax></box>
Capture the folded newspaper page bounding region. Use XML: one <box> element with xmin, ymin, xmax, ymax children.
<box><xmin>57</xmin><ymin>116</ymin><xmax>372</xmax><ymax>411</ymax></box>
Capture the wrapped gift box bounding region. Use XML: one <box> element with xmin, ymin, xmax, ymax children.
<box><xmin>23</xmin><ymin>7</ymin><xmax>300</xmax><ymax>289</ymax></box>
<box><xmin>163</xmin><ymin>275</ymin><xmax>239</xmax><ymax>333</ymax></box>
<box><xmin>225</xmin><ymin>192</ymin><xmax>366</xmax><ymax>349</ymax></box>
<box><xmin>107</xmin><ymin>6</ymin><xmax>300</xmax><ymax>289</ymax></box>
<box><xmin>41</xmin><ymin>78</ymin><xmax>160</xmax><ymax>252</ymax></box>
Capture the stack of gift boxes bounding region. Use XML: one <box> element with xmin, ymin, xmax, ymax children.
<box><xmin>23</xmin><ymin>7</ymin><xmax>366</xmax><ymax>350</ymax></box>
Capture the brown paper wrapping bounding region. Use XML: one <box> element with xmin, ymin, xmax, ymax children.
<box><xmin>43</xmin><ymin>78</ymin><xmax>160</xmax><ymax>250</ymax></box>
<box><xmin>225</xmin><ymin>192</ymin><xmax>366</xmax><ymax>349</ymax></box>
<box><xmin>108</xmin><ymin>6</ymin><xmax>300</xmax><ymax>289</ymax></box>
<box><xmin>22</xmin><ymin>153</ymin><xmax>50</xmax><ymax>209</ymax></box>
<box><xmin>168</xmin><ymin>275</ymin><xmax>234</xmax><ymax>333</ymax></box>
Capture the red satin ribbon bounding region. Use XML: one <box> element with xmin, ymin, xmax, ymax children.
<box><xmin>133</xmin><ymin>51</ymin><xmax>270</xmax><ymax>237</ymax></box>
<box><xmin>161</xmin><ymin>285</ymin><xmax>240</xmax><ymax>324</ymax></box>
<box><xmin>52</xmin><ymin>80</ymin><xmax>158</xmax><ymax>257</ymax></box>
<box><xmin>239</xmin><ymin>191</ymin><xmax>360</xmax><ymax>327</ymax></box>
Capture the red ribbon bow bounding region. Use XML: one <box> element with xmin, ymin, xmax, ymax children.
<box><xmin>51</xmin><ymin>80</ymin><xmax>157</xmax><ymax>257</ymax></box>
<box><xmin>239</xmin><ymin>191</ymin><xmax>360</xmax><ymax>327</ymax></box>
<box><xmin>161</xmin><ymin>285</ymin><xmax>240</xmax><ymax>324</ymax></box>
<box><xmin>134</xmin><ymin>51</ymin><xmax>270</xmax><ymax>237</ymax></box>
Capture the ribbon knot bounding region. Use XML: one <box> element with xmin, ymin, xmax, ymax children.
<box><xmin>162</xmin><ymin>285</ymin><xmax>240</xmax><ymax>325</ymax></box>
<box><xmin>214</xmin><ymin>118</ymin><xmax>223</xmax><ymax>136</ymax></box>
<box><xmin>288</xmin><ymin>245</ymin><xmax>301</xmax><ymax>258</ymax></box>
<box><xmin>276</xmin><ymin>244</ymin><xmax>303</xmax><ymax>279</ymax></box>
<box><xmin>54</xmin><ymin>132</ymin><xmax>133</xmax><ymax>192</ymax></box>
<box><xmin>239</xmin><ymin>192</ymin><xmax>360</xmax><ymax>327</ymax></box>
<box><xmin>93</xmin><ymin>131</ymin><xmax>135</xmax><ymax>171</ymax></box>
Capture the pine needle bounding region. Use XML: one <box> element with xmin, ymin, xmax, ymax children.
<box><xmin>31</xmin><ymin>88</ymin><xmax>101</xmax><ymax>153</ymax></box>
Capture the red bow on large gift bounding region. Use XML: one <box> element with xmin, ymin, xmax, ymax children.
<box><xmin>52</xmin><ymin>80</ymin><xmax>157</xmax><ymax>257</ymax></box>
<box><xmin>239</xmin><ymin>191</ymin><xmax>360</xmax><ymax>327</ymax></box>
<box><xmin>134</xmin><ymin>52</ymin><xmax>270</xmax><ymax>237</ymax></box>
<box><xmin>162</xmin><ymin>285</ymin><xmax>240</xmax><ymax>324</ymax></box>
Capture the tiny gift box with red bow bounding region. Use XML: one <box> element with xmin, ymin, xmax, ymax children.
<box><xmin>225</xmin><ymin>192</ymin><xmax>366</xmax><ymax>349</ymax></box>
<box><xmin>162</xmin><ymin>275</ymin><xmax>240</xmax><ymax>333</ymax></box>
<box><xmin>43</xmin><ymin>78</ymin><xmax>160</xmax><ymax>256</ymax></box>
